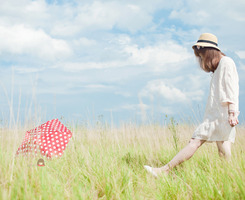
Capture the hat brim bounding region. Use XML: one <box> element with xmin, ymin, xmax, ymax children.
<box><xmin>192</xmin><ymin>42</ymin><xmax>220</xmax><ymax>51</ymax></box>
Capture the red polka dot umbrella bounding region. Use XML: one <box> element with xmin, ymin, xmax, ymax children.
<box><xmin>16</xmin><ymin>119</ymin><xmax>72</xmax><ymax>158</ymax></box>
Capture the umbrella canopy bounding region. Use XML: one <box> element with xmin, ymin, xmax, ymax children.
<box><xmin>16</xmin><ymin>119</ymin><xmax>72</xmax><ymax>158</ymax></box>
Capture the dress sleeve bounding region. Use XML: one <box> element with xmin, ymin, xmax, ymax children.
<box><xmin>220</xmin><ymin>57</ymin><xmax>239</xmax><ymax>110</ymax></box>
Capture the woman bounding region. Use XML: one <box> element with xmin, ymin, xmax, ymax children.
<box><xmin>144</xmin><ymin>33</ymin><xmax>240</xmax><ymax>177</ymax></box>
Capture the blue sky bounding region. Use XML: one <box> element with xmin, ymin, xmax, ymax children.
<box><xmin>0</xmin><ymin>0</ymin><xmax>245</xmax><ymax>126</ymax></box>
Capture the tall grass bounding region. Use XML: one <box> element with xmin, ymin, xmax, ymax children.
<box><xmin>0</xmin><ymin>121</ymin><xmax>244</xmax><ymax>200</ymax></box>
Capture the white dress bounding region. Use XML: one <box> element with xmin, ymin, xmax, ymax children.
<box><xmin>192</xmin><ymin>56</ymin><xmax>239</xmax><ymax>143</ymax></box>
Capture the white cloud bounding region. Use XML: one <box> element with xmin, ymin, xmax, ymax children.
<box><xmin>139</xmin><ymin>76</ymin><xmax>206</xmax><ymax>103</ymax></box>
<box><xmin>13</xmin><ymin>66</ymin><xmax>45</xmax><ymax>74</ymax></box>
<box><xmin>25</xmin><ymin>0</ymin><xmax>47</xmax><ymax>14</ymax></box>
<box><xmin>170</xmin><ymin>9</ymin><xmax>210</xmax><ymax>25</ymax></box>
<box><xmin>137</xmin><ymin>77</ymin><xmax>206</xmax><ymax>121</ymax></box>
<box><xmin>169</xmin><ymin>0</ymin><xmax>245</xmax><ymax>25</ymax></box>
<box><xmin>73</xmin><ymin>37</ymin><xmax>97</xmax><ymax>47</ymax></box>
<box><xmin>53</xmin><ymin>61</ymin><xmax>125</xmax><ymax>72</ymax></box>
<box><xmin>139</xmin><ymin>80</ymin><xmax>187</xmax><ymax>102</ymax></box>
<box><xmin>236</xmin><ymin>51</ymin><xmax>245</xmax><ymax>59</ymax></box>
<box><xmin>239</xmin><ymin>61</ymin><xmax>245</xmax><ymax>71</ymax></box>
<box><xmin>124</xmin><ymin>41</ymin><xmax>192</xmax><ymax>71</ymax></box>
<box><xmin>0</xmin><ymin>24</ymin><xmax>72</xmax><ymax>61</ymax></box>
<box><xmin>0</xmin><ymin>0</ymin><xmax>50</xmax><ymax>28</ymax></box>
<box><xmin>51</xmin><ymin>1</ymin><xmax>153</xmax><ymax>36</ymax></box>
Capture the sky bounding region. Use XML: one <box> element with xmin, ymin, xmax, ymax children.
<box><xmin>0</xmin><ymin>0</ymin><xmax>245</xmax><ymax>126</ymax></box>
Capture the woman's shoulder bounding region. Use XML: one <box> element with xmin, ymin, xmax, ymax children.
<box><xmin>216</xmin><ymin>56</ymin><xmax>239</xmax><ymax>84</ymax></box>
<box><xmin>220</xmin><ymin>56</ymin><xmax>236</xmax><ymax>66</ymax></box>
<box><xmin>218</xmin><ymin>56</ymin><xmax>236</xmax><ymax>72</ymax></box>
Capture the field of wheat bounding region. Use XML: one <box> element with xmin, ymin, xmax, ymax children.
<box><xmin>0</xmin><ymin>120</ymin><xmax>244</xmax><ymax>200</ymax></box>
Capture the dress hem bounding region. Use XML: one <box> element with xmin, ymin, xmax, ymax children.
<box><xmin>191</xmin><ymin>136</ymin><xmax>235</xmax><ymax>143</ymax></box>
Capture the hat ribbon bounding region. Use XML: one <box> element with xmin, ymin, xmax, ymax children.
<box><xmin>197</xmin><ymin>40</ymin><xmax>218</xmax><ymax>46</ymax></box>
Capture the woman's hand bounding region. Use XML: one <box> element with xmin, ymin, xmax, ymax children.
<box><xmin>228</xmin><ymin>111</ymin><xmax>239</xmax><ymax>127</ymax></box>
<box><xmin>228</xmin><ymin>103</ymin><xmax>239</xmax><ymax>127</ymax></box>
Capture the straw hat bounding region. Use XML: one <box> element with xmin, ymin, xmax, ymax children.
<box><xmin>192</xmin><ymin>33</ymin><xmax>220</xmax><ymax>51</ymax></box>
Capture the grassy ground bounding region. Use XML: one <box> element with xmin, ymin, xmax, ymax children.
<box><xmin>0</xmin><ymin>122</ymin><xmax>244</xmax><ymax>199</ymax></box>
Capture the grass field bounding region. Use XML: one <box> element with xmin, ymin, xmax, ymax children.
<box><xmin>0</xmin><ymin>121</ymin><xmax>244</xmax><ymax>199</ymax></box>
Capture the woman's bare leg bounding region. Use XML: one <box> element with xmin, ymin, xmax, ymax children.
<box><xmin>216</xmin><ymin>141</ymin><xmax>231</xmax><ymax>160</ymax></box>
<box><xmin>150</xmin><ymin>139</ymin><xmax>206</xmax><ymax>175</ymax></box>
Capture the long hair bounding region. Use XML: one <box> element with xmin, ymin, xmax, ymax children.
<box><xmin>193</xmin><ymin>47</ymin><xmax>225</xmax><ymax>72</ymax></box>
